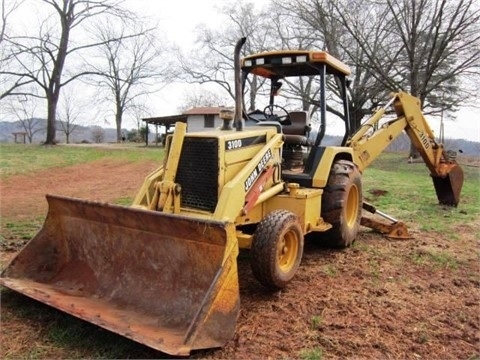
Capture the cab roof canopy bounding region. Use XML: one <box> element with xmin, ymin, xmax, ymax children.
<box><xmin>241</xmin><ymin>50</ymin><xmax>351</xmax><ymax>78</ymax></box>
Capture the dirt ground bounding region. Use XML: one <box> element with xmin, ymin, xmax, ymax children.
<box><xmin>1</xmin><ymin>159</ymin><xmax>479</xmax><ymax>359</ymax></box>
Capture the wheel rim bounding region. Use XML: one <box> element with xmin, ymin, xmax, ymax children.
<box><xmin>345</xmin><ymin>183</ymin><xmax>360</xmax><ymax>227</ymax></box>
<box><xmin>277</xmin><ymin>229</ymin><xmax>299</xmax><ymax>272</ymax></box>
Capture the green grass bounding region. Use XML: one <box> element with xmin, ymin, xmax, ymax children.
<box><xmin>299</xmin><ymin>347</ymin><xmax>323</xmax><ymax>360</ymax></box>
<box><xmin>0</xmin><ymin>143</ymin><xmax>164</xmax><ymax>178</ymax></box>
<box><xmin>310</xmin><ymin>315</ymin><xmax>323</xmax><ymax>330</ymax></box>
<box><xmin>363</xmin><ymin>152</ymin><xmax>480</xmax><ymax>233</ymax></box>
<box><xmin>411</xmin><ymin>249</ymin><xmax>460</xmax><ymax>270</ymax></box>
<box><xmin>321</xmin><ymin>264</ymin><xmax>338</xmax><ymax>277</ymax></box>
<box><xmin>1</xmin><ymin>218</ymin><xmax>43</xmax><ymax>241</ymax></box>
<box><xmin>113</xmin><ymin>196</ymin><xmax>135</xmax><ymax>206</ymax></box>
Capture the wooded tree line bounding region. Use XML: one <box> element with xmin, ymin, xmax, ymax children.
<box><xmin>0</xmin><ymin>0</ymin><xmax>168</xmax><ymax>143</ymax></box>
<box><xmin>1</xmin><ymin>0</ymin><xmax>479</xmax><ymax>144</ymax></box>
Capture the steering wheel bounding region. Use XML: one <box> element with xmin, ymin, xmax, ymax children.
<box><xmin>263</xmin><ymin>104</ymin><xmax>291</xmax><ymax>125</ymax></box>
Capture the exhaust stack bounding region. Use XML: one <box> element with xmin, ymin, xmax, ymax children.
<box><xmin>234</xmin><ymin>37</ymin><xmax>247</xmax><ymax>131</ymax></box>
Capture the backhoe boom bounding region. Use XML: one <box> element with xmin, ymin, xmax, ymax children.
<box><xmin>347</xmin><ymin>92</ymin><xmax>463</xmax><ymax>206</ymax></box>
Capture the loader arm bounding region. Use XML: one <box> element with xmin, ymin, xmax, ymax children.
<box><xmin>347</xmin><ymin>92</ymin><xmax>463</xmax><ymax>206</ymax></box>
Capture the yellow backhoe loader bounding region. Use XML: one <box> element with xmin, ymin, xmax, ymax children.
<box><xmin>0</xmin><ymin>38</ymin><xmax>463</xmax><ymax>356</ymax></box>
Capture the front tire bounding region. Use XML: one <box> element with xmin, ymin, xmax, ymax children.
<box><xmin>251</xmin><ymin>210</ymin><xmax>304</xmax><ymax>290</ymax></box>
<box><xmin>321</xmin><ymin>160</ymin><xmax>362</xmax><ymax>248</ymax></box>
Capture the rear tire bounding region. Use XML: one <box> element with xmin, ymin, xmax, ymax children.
<box><xmin>321</xmin><ymin>160</ymin><xmax>362</xmax><ymax>248</ymax></box>
<box><xmin>251</xmin><ymin>210</ymin><xmax>304</xmax><ymax>290</ymax></box>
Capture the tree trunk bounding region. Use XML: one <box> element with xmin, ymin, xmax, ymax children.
<box><xmin>115</xmin><ymin>106</ymin><xmax>123</xmax><ymax>142</ymax></box>
<box><xmin>45</xmin><ymin>97</ymin><xmax>58</xmax><ymax>144</ymax></box>
<box><xmin>409</xmin><ymin>142</ymin><xmax>420</xmax><ymax>158</ymax></box>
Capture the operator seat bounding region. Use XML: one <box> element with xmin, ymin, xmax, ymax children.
<box><xmin>282</xmin><ymin>111</ymin><xmax>311</xmax><ymax>146</ymax></box>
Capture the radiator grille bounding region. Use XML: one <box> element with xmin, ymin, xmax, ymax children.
<box><xmin>176</xmin><ymin>137</ymin><xmax>219</xmax><ymax>212</ymax></box>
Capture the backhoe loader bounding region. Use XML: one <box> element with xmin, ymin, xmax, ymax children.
<box><xmin>0</xmin><ymin>38</ymin><xmax>463</xmax><ymax>356</ymax></box>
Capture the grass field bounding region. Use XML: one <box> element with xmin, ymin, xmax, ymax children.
<box><xmin>0</xmin><ymin>143</ymin><xmax>479</xmax><ymax>359</ymax></box>
<box><xmin>362</xmin><ymin>152</ymin><xmax>480</xmax><ymax>233</ymax></box>
<box><xmin>0</xmin><ymin>143</ymin><xmax>164</xmax><ymax>178</ymax></box>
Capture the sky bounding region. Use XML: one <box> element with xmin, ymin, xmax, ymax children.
<box><xmin>4</xmin><ymin>0</ymin><xmax>479</xmax><ymax>142</ymax></box>
<box><xmin>123</xmin><ymin>1</ymin><xmax>480</xmax><ymax>142</ymax></box>
<box><xmin>123</xmin><ymin>0</ymin><xmax>230</xmax><ymax>116</ymax></box>
<box><xmin>124</xmin><ymin>0</ymin><xmax>480</xmax><ymax>143</ymax></box>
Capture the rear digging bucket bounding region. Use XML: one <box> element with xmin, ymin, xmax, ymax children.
<box><xmin>432</xmin><ymin>164</ymin><xmax>464</xmax><ymax>207</ymax></box>
<box><xmin>0</xmin><ymin>195</ymin><xmax>240</xmax><ymax>356</ymax></box>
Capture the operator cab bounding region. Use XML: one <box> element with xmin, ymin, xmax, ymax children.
<box><xmin>241</xmin><ymin>50</ymin><xmax>353</xmax><ymax>182</ymax></box>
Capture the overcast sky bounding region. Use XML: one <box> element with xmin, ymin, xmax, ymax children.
<box><xmin>127</xmin><ymin>0</ymin><xmax>230</xmax><ymax>113</ymax></box>
<box><xmin>124</xmin><ymin>0</ymin><xmax>480</xmax><ymax>142</ymax></box>
<box><xmin>5</xmin><ymin>0</ymin><xmax>479</xmax><ymax>142</ymax></box>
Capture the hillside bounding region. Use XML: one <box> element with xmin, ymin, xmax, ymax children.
<box><xmin>0</xmin><ymin>120</ymin><xmax>478</xmax><ymax>155</ymax></box>
<box><xmin>0</xmin><ymin>119</ymin><xmax>119</xmax><ymax>144</ymax></box>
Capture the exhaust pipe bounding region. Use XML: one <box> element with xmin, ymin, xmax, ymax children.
<box><xmin>234</xmin><ymin>37</ymin><xmax>247</xmax><ymax>131</ymax></box>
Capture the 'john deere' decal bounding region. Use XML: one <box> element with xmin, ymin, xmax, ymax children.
<box><xmin>244</xmin><ymin>149</ymin><xmax>272</xmax><ymax>192</ymax></box>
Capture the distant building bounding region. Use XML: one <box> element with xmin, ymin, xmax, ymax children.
<box><xmin>142</xmin><ymin>107</ymin><xmax>226</xmax><ymax>145</ymax></box>
<box><xmin>143</xmin><ymin>107</ymin><xmax>224</xmax><ymax>133</ymax></box>
<box><xmin>12</xmin><ymin>131</ymin><xmax>27</xmax><ymax>144</ymax></box>
<box><xmin>181</xmin><ymin>107</ymin><xmax>224</xmax><ymax>132</ymax></box>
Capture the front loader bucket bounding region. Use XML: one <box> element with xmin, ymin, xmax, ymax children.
<box><xmin>432</xmin><ymin>164</ymin><xmax>464</xmax><ymax>207</ymax></box>
<box><xmin>0</xmin><ymin>195</ymin><xmax>240</xmax><ymax>356</ymax></box>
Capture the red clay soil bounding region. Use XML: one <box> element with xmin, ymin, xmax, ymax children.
<box><xmin>0</xmin><ymin>158</ymin><xmax>156</xmax><ymax>221</ymax></box>
<box><xmin>1</xmin><ymin>159</ymin><xmax>479</xmax><ymax>359</ymax></box>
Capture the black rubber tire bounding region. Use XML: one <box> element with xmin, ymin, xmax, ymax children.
<box><xmin>321</xmin><ymin>160</ymin><xmax>362</xmax><ymax>248</ymax></box>
<box><xmin>250</xmin><ymin>210</ymin><xmax>304</xmax><ymax>290</ymax></box>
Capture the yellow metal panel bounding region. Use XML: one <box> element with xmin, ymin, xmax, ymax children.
<box><xmin>265</xmin><ymin>187</ymin><xmax>324</xmax><ymax>233</ymax></box>
<box><xmin>213</xmin><ymin>132</ymin><xmax>284</xmax><ymax>222</ymax></box>
<box><xmin>219</xmin><ymin>127</ymin><xmax>279</xmax><ymax>188</ymax></box>
<box><xmin>311</xmin><ymin>147</ymin><xmax>354</xmax><ymax>188</ymax></box>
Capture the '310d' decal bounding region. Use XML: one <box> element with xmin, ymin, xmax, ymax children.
<box><xmin>225</xmin><ymin>135</ymin><xmax>266</xmax><ymax>151</ymax></box>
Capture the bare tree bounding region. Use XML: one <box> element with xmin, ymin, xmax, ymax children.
<box><xmin>5</xmin><ymin>95</ymin><xmax>43</xmax><ymax>143</ymax></box>
<box><xmin>57</xmin><ymin>89</ymin><xmax>81</xmax><ymax>143</ymax></box>
<box><xmin>328</xmin><ymin>0</ymin><xmax>480</xmax><ymax>155</ymax></box>
<box><xmin>0</xmin><ymin>0</ymin><xmax>9</xmax><ymax>43</ymax></box>
<box><xmin>0</xmin><ymin>0</ymin><xmax>35</xmax><ymax>99</ymax></box>
<box><xmin>90</xmin><ymin>125</ymin><xmax>104</xmax><ymax>143</ymax></box>
<box><xmin>279</xmin><ymin>0</ymin><xmax>396</xmax><ymax>130</ymax></box>
<box><xmin>127</xmin><ymin>99</ymin><xmax>152</xmax><ymax>131</ymax></box>
<box><xmin>2</xmin><ymin>0</ymin><xmax>131</xmax><ymax>144</ymax></box>
<box><xmin>174</xmin><ymin>2</ymin><xmax>273</xmax><ymax>108</ymax></box>
<box><xmin>87</xmin><ymin>20</ymin><xmax>167</xmax><ymax>142</ymax></box>
<box><xmin>334</xmin><ymin>0</ymin><xmax>480</xmax><ymax>110</ymax></box>
<box><xmin>385</xmin><ymin>0</ymin><xmax>479</xmax><ymax>110</ymax></box>
<box><xmin>179</xmin><ymin>0</ymin><xmax>370</xmax><ymax>129</ymax></box>
<box><xmin>282</xmin><ymin>0</ymin><xmax>479</xmax><ymax>155</ymax></box>
<box><xmin>177</xmin><ymin>87</ymin><xmax>229</xmax><ymax>113</ymax></box>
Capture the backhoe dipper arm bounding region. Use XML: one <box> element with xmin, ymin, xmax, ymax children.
<box><xmin>347</xmin><ymin>92</ymin><xmax>463</xmax><ymax>206</ymax></box>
